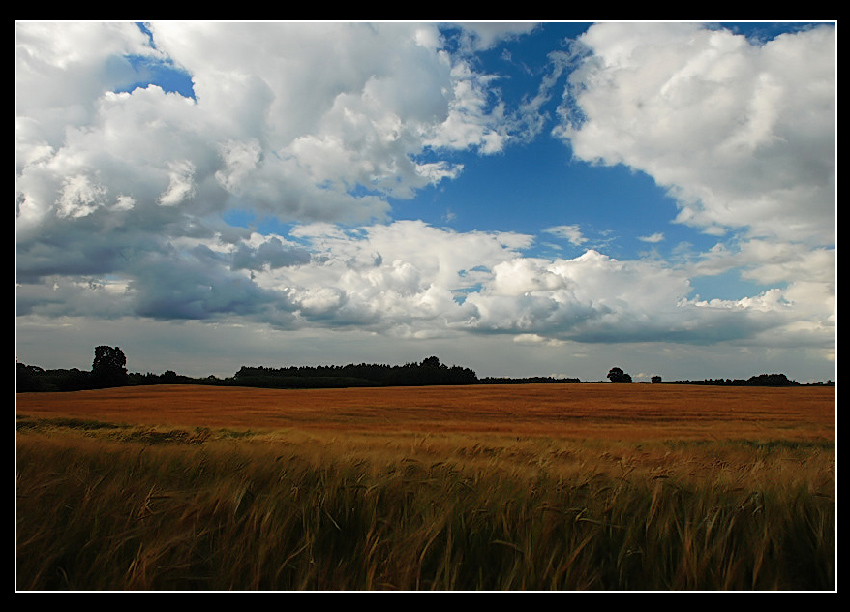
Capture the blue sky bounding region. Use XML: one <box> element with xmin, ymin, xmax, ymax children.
<box><xmin>15</xmin><ymin>21</ymin><xmax>835</xmax><ymax>382</ymax></box>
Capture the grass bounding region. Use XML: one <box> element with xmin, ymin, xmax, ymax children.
<box><xmin>16</xmin><ymin>408</ymin><xmax>834</xmax><ymax>591</ymax></box>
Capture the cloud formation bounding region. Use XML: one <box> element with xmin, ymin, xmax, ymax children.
<box><xmin>555</xmin><ymin>22</ymin><xmax>835</xmax><ymax>246</ymax></box>
<box><xmin>15</xmin><ymin>21</ymin><xmax>835</xmax><ymax>377</ymax></box>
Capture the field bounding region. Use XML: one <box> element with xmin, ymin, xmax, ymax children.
<box><xmin>16</xmin><ymin>383</ymin><xmax>835</xmax><ymax>591</ymax></box>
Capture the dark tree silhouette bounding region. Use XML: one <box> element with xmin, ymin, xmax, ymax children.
<box><xmin>607</xmin><ymin>367</ymin><xmax>632</xmax><ymax>383</ymax></box>
<box><xmin>421</xmin><ymin>355</ymin><xmax>444</xmax><ymax>369</ymax></box>
<box><xmin>232</xmin><ymin>356</ymin><xmax>477</xmax><ymax>388</ymax></box>
<box><xmin>91</xmin><ymin>346</ymin><xmax>128</xmax><ymax>388</ymax></box>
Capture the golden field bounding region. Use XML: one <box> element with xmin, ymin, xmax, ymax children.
<box><xmin>14</xmin><ymin>382</ymin><xmax>835</xmax><ymax>441</ymax></box>
<box><xmin>15</xmin><ymin>383</ymin><xmax>835</xmax><ymax>591</ymax></box>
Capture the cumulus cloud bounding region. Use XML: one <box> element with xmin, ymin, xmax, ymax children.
<box><xmin>555</xmin><ymin>22</ymin><xmax>835</xmax><ymax>246</ymax></box>
<box><xmin>15</xmin><ymin>21</ymin><xmax>510</xmax><ymax>236</ymax></box>
<box><xmin>543</xmin><ymin>21</ymin><xmax>834</xmax><ymax>358</ymax></box>
<box><xmin>16</xmin><ymin>216</ymin><xmax>829</xmax><ymax>354</ymax></box>
<box><xmin>15</xmin><ymin>21</ymin><xmax>835</xmax><ymax>376</ymax></box>
<box><xmin>124</xmin><ymin>222</ymin><xmax>817</xmax><ymax>352</ymax></box>
<box><xmin>250</xmin><ymin>221</ymin><xmax>532</xmax><ymax>334</ymax></box>
<box><xmin>15</xmin><ymin>21</ymin><xmax>159</xmax><ymax>132</ymax></box>
<box><xmin>15</xmin><ymin>22</ymin><xmax>513</xmax><ymax>306</ymax></box>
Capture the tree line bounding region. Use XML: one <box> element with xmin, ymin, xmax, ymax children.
<box><xmin>665</xmin><ymin>373</ymin><xmax>824</xmax><ymax>387</ymax></box>
<box><xmin>16</xmin><ymin>345</ymin><xmax>131</xmax><ymax>392</ymax></box>
<box><xmin>15</xmin><ymin>347</ymin><xmax>831</xmax><ymax>393</ymax></box>
<box><xmin>15</xmin><ymin>348</ymin><xmax>479</xmax><ymax>392</ymax></box>
<box><xmin>231</xmin><ymin>356</ymin><xmax>478</xmax><ymax>388</ymax></box>
<box><xmin>607</xmin><ymin>367</ymin><xmax>829</xmax><ymax>387</ymax></box>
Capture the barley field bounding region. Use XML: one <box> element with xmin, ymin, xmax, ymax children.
<box><xmin>15</xmin><ymin>383</ymin><xmax>835</xmax><ymax>591</ymax></box>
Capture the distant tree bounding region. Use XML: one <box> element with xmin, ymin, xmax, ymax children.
<box><xmin>746</xmin><ymin>373</ymin><xmax>798</xmax><ymax>386</ymax></box>
<box><xmin>421</xmin><ymin>356</ymin><xmax>445</xmax><ymax>369</ymax></box>
<box><xmin>91</xmin><ymin>346</ymin><xmax>128</xmax><ymax>388</ymax></box>
<box><xmin>16</xmin><ymin>362</ymin><xmax>45</xmax><ymax>392</ymax></box>
<box><xmin>607</xmin><ymin>367</ymin><xmax>632</xmax><ymax>383</ymax></box>
<box><xmin>651</xmin><ymin>375</ymin><xmax>662</xmax><ymax>384</ymax></box>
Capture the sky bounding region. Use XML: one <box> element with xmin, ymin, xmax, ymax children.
<box><xmin>15</xmin><ymin>21</ymin><xmax>836</xmax><ymax>383</ymax></box>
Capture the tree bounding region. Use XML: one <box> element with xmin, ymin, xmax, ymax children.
<box><xmin>91</xmin><ymin>346</ymin><xmax>128</xmax><ymax>388</ymax></box>
<box><xmin>746</xmin><ymin>373</ymin><xmax>798</xmax><ymax>386</ymax></box>
<box><xmin>651</xmin><ymin>375</ymin><xmax>662</xmax><ymax>384</ymax></box>
<box><xmin>16</xmin><ymin>362</ymin><xmax>45</xmax><ymax>392</ymax></box>
<box><xmin>607</xmin><ymin>367</ymin><xmax>632</xmax><ymax>383</ymax></box>
<box><xmin>421</xmin><ymin>356</ymin><xmax>445</xmax><ymax>369</ymax></box>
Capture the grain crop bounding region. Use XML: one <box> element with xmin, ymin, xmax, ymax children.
<box><xmin>16</xmin><ymin>383</ymin><xmax>834</xmax><ymax>591</ymax></box>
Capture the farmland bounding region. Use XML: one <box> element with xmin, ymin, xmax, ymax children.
<box><xmin>15</xmin><ymin>383</ymin><xmax>835</xmax><ymax>591</ymax></box>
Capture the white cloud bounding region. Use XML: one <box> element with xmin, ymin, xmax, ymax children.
<box><xmin>188</xmin><ymin>223</ymin><xmax>826</xmax><ymax>352</ymax></box>
<box><xmin>422</xmin><ymin>61</ymin><xmax>509</xmax><ymax>154</ymax></box>
<box><xmin>545</xmin><ymin>224</ymin><xmax>587</xmax><ymax>246</ymax></box>
<box><xmin>443</xmin><ymin>22</ymin><xmax>540</xmax><ymax>53</ymax></box>
<box><xmin>638</xmin><ymin>232</ymin><xmax>664</xmax><ymax>243</ymax></box>
<box><xmin>15</xmin><ymin>21</ymin><xmax>158</xmax><ymax>130</ymax></box>
<box><xmin>158</xmin><ymin>160</ymin><xmax>196</xmax><ymax>206</ymax></box>
<box><xmin>16</xmin><ymin>21</ymin><xmax>515</xmax><ymax>235</ymax></box>
<box><xmin>15</xmin><ymin>20</ymin><xmax>519</xmax><ymax>318</ymax></box>
<box><xmin>56</xmin><ymin>174</ymin><xmax>107</xmax><ymax>219</ymax></box>
<box><xmin>544</xmin><ymin>22</ymin><xmax>834</xmax><ymax>365</ymax></box>
<box><xmin>15</xmin><ymin>22</ymin><xmax>835</xmax><ymax>381</ymax></box>
<box><xmin>16</xmin><ymin>206</ymin><xmax>833</xmax><ymax>377</ymax></box>
<box><xmin>556</xmin><ymin>22</ymin><xmax>835</xmax><ymax>246</ymax></box>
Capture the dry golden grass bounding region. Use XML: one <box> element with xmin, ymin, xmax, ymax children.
<box><xmin>16</xmin><ymin>383</ymin><xmax>835</xmax><ymax>591</ymax></box>
<box><xmin>14</xmin><ymin>382</ymin><xmax>835</xmax><ymax>442</ymax></box>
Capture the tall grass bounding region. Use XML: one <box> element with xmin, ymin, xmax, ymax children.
<box><xmin>16</xmin><ymin>421</ymin><xmax>834</xmax><ymax>591</ymax></box>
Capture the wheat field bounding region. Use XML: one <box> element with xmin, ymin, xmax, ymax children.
<box><xmin>16</xmin><ymin>383</ymin><xmax>835</xmax><ymax>591</ymax></box>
